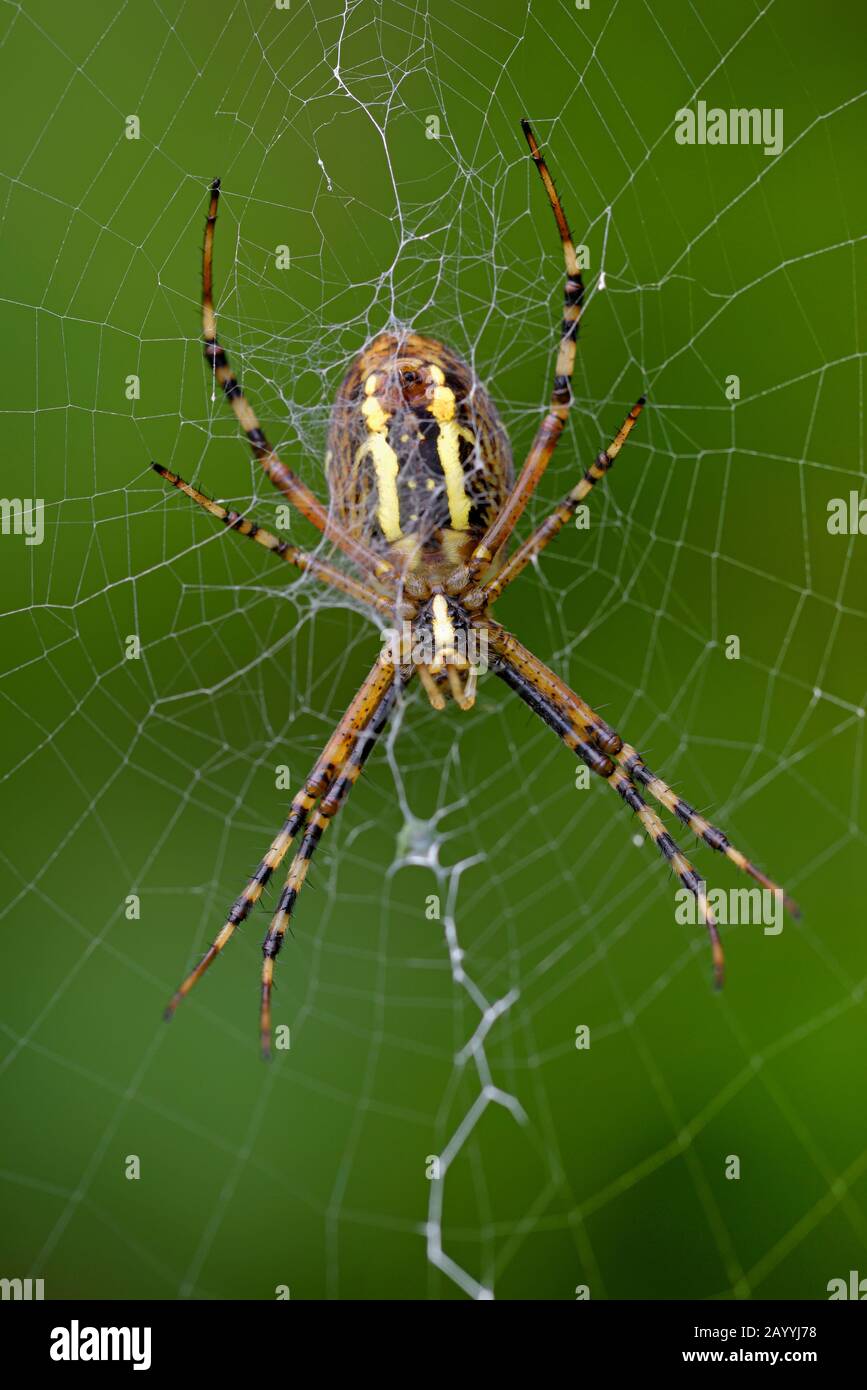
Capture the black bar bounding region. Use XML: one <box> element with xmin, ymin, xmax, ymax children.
<box><xmin>2</xmin><ymin>1296</ymin><xmax>863</xmax><ymax>1374</ymax></box>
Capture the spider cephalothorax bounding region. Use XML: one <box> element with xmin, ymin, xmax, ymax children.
<box><xmin>154</xmin><ymin>121</ymin><xmax>798</xmax><ymax>1056</ymax></box>
<box><xmin>384</xmin><ymin>589</ymin><xmax>485</xmax><ymax>711</ymax></box>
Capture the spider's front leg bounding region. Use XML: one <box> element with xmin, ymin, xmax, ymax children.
<box><xmin>164</xmin><ymin>654</ymin><xmax>401</xmax><ymax>1023</ymax></box>
<box><xmin>484</xmin><ymin>622</ymin><xmax>800</xmax><ymax>983</ymax></box>
<box><xmin>258</xmin><ymin>665</ymin><xmax>414</xmax><ymax>1057</ymax></box>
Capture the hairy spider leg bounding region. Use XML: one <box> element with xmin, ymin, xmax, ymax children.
<box><xmin>152</xmin><ymin>464</ymin><xmax>397</xmax><ymax>617</ymax></box>
<box><xmin>483</xmin><ymin>397</ymin><xmax>646</xmax><ymax>605</ymax></box>
<box><xmin>613</xmin><ymin>743</ymin><xmax>800</xmax><ymax>918</ymax></box>
<box><xmin>486</xmin><ymin>622</ymin><xmax>799</xmax><ymax>944</ymax></box>
<box><xmin>259</xmin><ymin>667</ymin><xmax>413</xmax><ymax>1057</ymax></box>
<box><xmin>491</xmin><ymin>648</ymin><xmax>725</xmax><ymax>985</ymax></box>
<box><xmin>201</xmin><ymin>179</ymin><xmax>394</xmax><ymax>582</ymax></box>
<box><xmin>164</xmin><ymin>656</ymin><xmax>399</xmax><ymax>1019</ymax></box>
<box><xmin>463</xmin><ymin>120</ymin><xmax>586</xmax><ymax>585</ymax></box>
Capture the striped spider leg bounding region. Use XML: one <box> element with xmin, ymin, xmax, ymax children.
<box><xmin>164</xmin><ymin>655</ymin><xmax>404</xmax><ymax>1026</ymax></box>
<box><xmin>482</xmin><ymin>394</ymin><xmax>646</xmax><ymax>606</ymax></box>
<box><xmin>484</xmin><ymin>621</ymin><xmax>800</xmax><ymax>984</ymax></box>
<box><xmin>259</xmin><ymin>664</ymin><xmax>414</xmax><ymax>1058</ymax></box>
<box><xmin>457</xmin><ymin>120</ymin><xmax>585</xmax><ymax>592</ymax></box>
<box><xmin>201</xmin><ymin>178</ymin><xmax>395</xmax><ymax>585</ymax></box>
<box><xmin>151</xmin><ymin>463</ymin><xmax>397</xmax><ymax>619</ymax></box>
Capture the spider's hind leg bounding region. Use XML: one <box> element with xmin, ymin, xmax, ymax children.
<box><xmin>198</xmin><ymin>180</ymin><xmax>393</xmax><ymax>583</ymax></box>
<box><xmin>482</xmin><ymin>396</ymin><xmax>646</xmax><ymax>607</ymax></box>
<box><xmin>462</xmin><ymin>121</ymin><xmax>586</xmax><ymax>585</ymax></box>
<box><xmin>151</xmin><ymin>463</ymin><xmax>394</xmax><ymax>616</ymax></box>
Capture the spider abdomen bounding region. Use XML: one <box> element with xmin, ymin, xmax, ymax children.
<box><xmin>326</xmin><ymin>332</ymin><xmax>513</xmax><ymax>572</ymax></box>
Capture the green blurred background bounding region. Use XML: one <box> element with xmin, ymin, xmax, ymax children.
<box><xmin>1</xmin><ymin>0</ymin><xmax>865</xmax><ymax>1300</ymax></box>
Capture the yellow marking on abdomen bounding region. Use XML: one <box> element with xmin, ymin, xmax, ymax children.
<box><xmin>435</xmin><ymin>419</ymin><xmax>473</xmax><ymax>530</ymax></box>
<box><xmin>428</xmin><ymin>378</ymin><xmax>475</xmax><ymax>532</ymax></box>
<box><xmin>357</xmin><ymin>392</ymin><xmax>402</xmax><ymax>541</ymax></box>
<box><xmin>356</xmin><ymin>431</ymin><xmax>402</xmax><ymax>541</ymax></box>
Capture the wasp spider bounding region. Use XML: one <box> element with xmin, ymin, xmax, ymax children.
<box><xmin>155</xmin><ymin>121</ymin><xmax>798</xmax><ymax>1056</ymax></box>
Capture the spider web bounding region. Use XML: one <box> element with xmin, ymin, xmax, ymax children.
<box><xmin>1</xmin><ymin>0</ymin><xmax>866</xmax><ymax>1301</ymax></box>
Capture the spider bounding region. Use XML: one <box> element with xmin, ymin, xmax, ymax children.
<box><xmin>155</xmin><ymin>121</ymin><xmax>798</xmax><ymax>1056</ymax></box>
